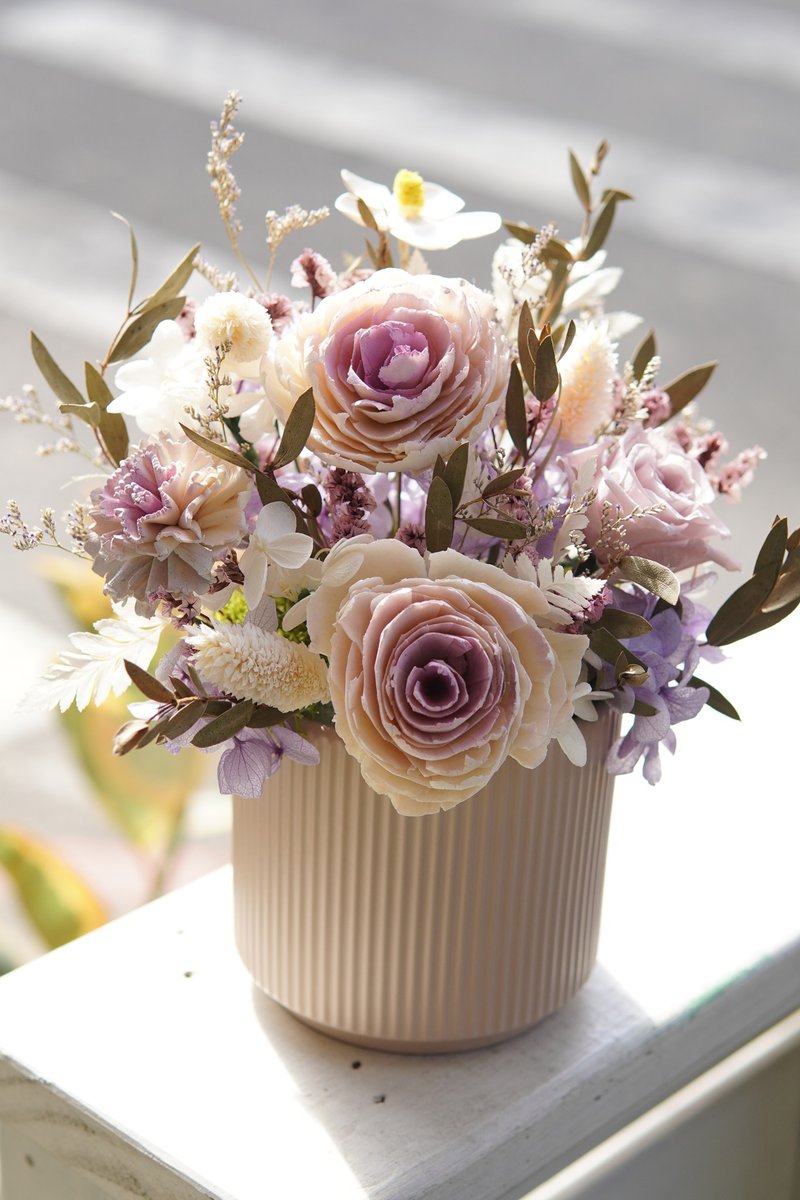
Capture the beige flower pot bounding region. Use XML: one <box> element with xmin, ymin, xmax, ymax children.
<box><xmin>233</xmin><ymin>711</ymin><xmax>617</xmax><ymax>1053</ymax></box>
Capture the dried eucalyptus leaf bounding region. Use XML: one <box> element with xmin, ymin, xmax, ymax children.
<box><xmin>630</xmin><ymin>698</ymin><xmax>658</xmax><ymax>717</ymax></box>
<box><xmin>619</xmin><ymin>664</ymin><xmax>649</xmax><ymax>687</ymax></box>
<box><xmin>558</xmin><ymin>319</ymin><xmax>577</xmax><ymax>362</ymax></box>
<box><xmin>462</xmin><ymin>515</ymin><xmax>527</xmax><ymax>539</ymax></box>
<box><xmin>518</xmin><ymin>303</ymin><xmax>537</xmax><ymax>394</ymax></box>
<box><xmin>615</xmin><ymin>556</ymin><xmax>680</xmax><ymax>605</ymax></box>
<box><xmin>705</xmin><ymin>568</ymin><xmax>777</xmax><ymax>646</ymax></box>
<box><xmin>503</xmin><ymin>220</ymin><xmax>538</xmax><ymax>244</ymax></box>
<box><xmin>687</xmin><ymin>677</ymin><xmax>740</xmax><ymax>721</ymax></box>
<box><xmin>542</xmin><ymin>238</ymin><xmax>574</xmax><ymax>263</ymax></box>
<box><xmin>31</xmin><ymin>333</ymin><xmax>86</xmax><ymax>410</ymax></box>
<box><xmin>582</xmin><ymin>194</ymin><xmax>617</xmax><ymax>261</ymax></box>
<box><xmin>754</xmin><ymin>516</ymin><xmax>788</xmax><ymax>583</ymax></box>
<box><xmin>425</xmin><ymin>475</ymin><xmax>454</xmax><ymax>553</ymax></box>
<box><xmin>85</xmin><ymin>362</ymin><xmax>128</xmax><ymax>465</ymax></box>
<box><xmin>112</xmin><ymin>720</ymin><xmax>151</xmax><ymax>756</ymax></box>
<box><xmin>662</xmin><ymin>362</ymin><xmax>717</xmax><ymax>418</ymax></box>
<box><xmin>787</xmin><ymin>527</ymin><xmax>800</xmax><ymax>553</ymax></box>
<box><xmin>170</xmin><ymin>676</ymin><xmax>195</xmax><ymax>700</ymax></box>
<box><xmin>142</xmin><ymin>244</ymin><xmax>201</xmax><ymax>314</ymax></box>
<box><xmin>595</xmin><ymin>609</ymin><xmax>653</xmax><ymax>639</ymax></box>
<box><xmin>124</xmin><ymin>659</ymin><xmax>174</xmax><ymax>705</ymax></box>
<box><xmin>192</xmin><ymin>699</ymin><xmax>255</xmax><ymax>748</ymax></box>
<box><xmin>569</xmin><ymin>149</ymin><xmax>591</xmax><ymax>211</ymax></box>
<box><xmin>590</xmin><ymin>627</ymin><xmax>645</xmax><ymax>670</ymax></box>
<box><xmin>357</xmin><ymin>198</ymin><xmax>379</xmax><ymax>231</ymax></box>
<box><xmin>763</xmin><ymin>549</ymin><xmax>800</xmax><ymax>611</ymax></box>
<box><xmin>158</xmin><ymin>699</ymin><xmax>207</xmax><ymax>740</ymax></box>
<box><xmin>271</xmin><ymin>389</ymin><xmax>315</xmax><ymax>469</ymax></box>
<box><xmin>249</xmin><ymin>705</ymin><xmax>286</xmax><ymax>728</ymax></box>
<box><xmin>631</xmin><ymin>330</ymin><xmax>657</xmax><ymax>382</ymax></box>
<box><xmin>505</xmin><ymin>361</ymin><xmax>528</xmax><ymax>457</ymax></box>
<box><xmin>600</xmin><ymin>188</ymin><xmax>634</xmax><ymax>203</ymax></box>
<box><xmin>180</xmin><ymin>423</ymin><xmax>257</xmax><ymax>474</ymax></box>
<box><xmin>256</xmin><ymin>472</ymin><xmax>294</xmax><ymax>509</ymax></box>
<box><xmin>533</xmin><ymin>334</ymin><xmax>559</xmax><ymax>403</ymax></box>
<box><xmin>719</xmin><ymin>595</ymin><xmax>800</xmax><ymax>643</ymax></box>
<box><xmin>443</xmin><ymin>443</ymin><xmax>470</xmax><ymax>509</ymax></box>
<box><xmin>108</xmin><ymin>297</ymin><xmax>186</xmax><ymax>363</ymax></box>
<box><xmin>482</xmin><ymin>468</ymin><xmax>525</xmax><ymax>499</ymax></box>
<box><xmin>301</xmin><ymin>483</ymin><xmax>323</xmax><ymax>516</ymax></box>
<box><xmin>112</xmin><ymin>212</ymin><xmax>139</xmax><ymax>313</ymax></box>
<box><xmin>58</xmin><ymin>401</ymin><xmax>100</xmax><ymax>428</ymax></box>
<box><xmin>432</xmin><ymin>455</ymin><xmax>447</xmax><ymax>480</ymax></box>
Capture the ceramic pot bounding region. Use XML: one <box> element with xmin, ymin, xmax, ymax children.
<box><xmin>233</xmin><ymin>710</ymin><xmax>616</xmax><ymax>1053</ymax></box>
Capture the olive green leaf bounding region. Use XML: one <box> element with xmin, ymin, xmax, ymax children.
<box><xmin>107</xmin><ymin>297</ymin><xmax>187</xmax><ymax>364</ymax></box>
<box><xmin>533</xmin><ymin>333</ymin><xmax>559</xmax><ymax>403</ymax></box>
<box><xmin>425</xmin><ymin>475</ymin><xmax>454</xmax><ymax>553</ymax></box>
<box><xmin>594</xmin><ymin>609</ymin><xmax>653</xmax><ymax>639</ymax></box>
<box><xmin>462</xmin><ymin>515</ymin><xmax>527</xmax><ymax>539</ymax></box>
<box><xmin>192</xmin><ymin>699</ymin><xmax>255</xmax><ymax>748</ymax></box>
<box><xmin>662</xmin><ymin>362</ymin><xmax>717</xmax><ymax>418</ymax></box>
<box><xmin>569</xmin><ymin>149</ymin><xmax>591</xmax><ymax>211</ymax></box>
<box><xmin>505</xmin><ymin>361</ymin><xmax>528</xmax><ymax>457</ymax></box>
<box><xmin>558</xmin><ymin>319</ymin><xmax>577</xmax><ymax>362</ymax></box>
<box><xmin>482</xmin><ymin>468</ymin><xmax>525</xmax><ymax>499</ymax></box>
<box><xmin>31</xmin><ymin>333</ymin><xmax>86</xmax><ymax>411</ymax></box>
<box><xmin>687</xmin><ymin>677</ymin><xmax>740</xmax><ymax>721</ymax></box>
<box><xmin>631</xmin><ymin>330</ymin><xmax>657</xmax><ymax>382</ymax></box>
<box><xmin>582</xmin><ymin>193</ymin><xmax>617</xmax><ymax>260</ymax></box>
<box><xmin>141</xmin><ymin>244</ymin><xmax>201</xmax><ymax>315</ymax></box>
<box><xmin>85</xmin><ymin>362</ymin><xmax>128</xmax><ymax>465</ymax></box>
<box><xmin>123</xmin><ymin>659</ymin><xmax>174</xmax><ymax>705</ymax></box>
<box><xmin>442</xmin><ymin>443</ymin><xmax>470</xmax><ymax>510</ymax></box>
<box><xmin>504</xmin><ymin>220</ymin><xmax>538</xmax><ymax>244</ymax></box>
<box><xmin>271</xmin><ymin>389</ymin><xmax>315</xmax><ymax>469</ymax></box>
<box><xmin>357</xmin><ymin>198</ymin><xmax>379</xmax><ymax>231</ymax></box>
<box><xmin>111</xmin><ymin>211</ymin><xmax>139</xmax><ymax>313</ymax></box>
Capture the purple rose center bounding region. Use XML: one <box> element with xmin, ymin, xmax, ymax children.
<box><xmin>353</xmin><ymin>321</ymin><xmax>430</xmax><ymax>402</ymax></box>
<box><xmin>389</xmin><ymin>628</ymin><xmax>500</xmax><ymax>741</ymax></box>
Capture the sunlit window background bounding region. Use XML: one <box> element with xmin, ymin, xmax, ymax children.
<box><xmin>0</xmin><ymin>0</ymin><xmax>798</xmax><ymax>968</ymax></box>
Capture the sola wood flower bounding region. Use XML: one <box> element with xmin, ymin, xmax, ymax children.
<box><xmin>269</xmin><ymin>269</ymin><xmax>510</xmax><ymax>473</ymax></box>
<box><xmin>86</xmin><ymin>435</ymin><xmax>251</xmax><ymax>612</ymax></box>
<box><xmin>187</xmin><ymin>621</ymin><xmax>329</xmax><ymax>712</ymax></box>
<box><xmin>305</xmin><ymin>540</ymin><xmax>586</xmax><ymax>814</ymax></box>
<box><xmin>194</xmin><ymin>291</ymin><xmax>272</xmax><ymax>366</ymax></box>
<box><xmin>109</xmin><ymin>320</ymin><xmax>206</xmax><ymax>438</ymax></box>
<box><xmin>335</xmin><ymin>168</ymin><xmax>502</xmax><ymax>250</ymax></box>
<box><xmin>238</xmin><ymin>502</ymin><xmax>314</xmax><ymax>607</ymax></box>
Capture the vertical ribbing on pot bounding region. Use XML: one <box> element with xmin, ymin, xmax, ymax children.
<box><xmin>233</xmin><ymin>711</ymin><xmax>617</xmax><ymax>1053</ymax></box>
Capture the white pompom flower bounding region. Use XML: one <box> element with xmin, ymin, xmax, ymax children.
<box><xmin>194</xmin><ymin>292</ymin><xmax>273</xmax><ymax>366</ymax></box>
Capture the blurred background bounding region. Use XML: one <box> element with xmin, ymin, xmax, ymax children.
<box><xmin>0</xmin><ymin>0</ymin><xmax>798</xmax><ymax>963</ymax></box>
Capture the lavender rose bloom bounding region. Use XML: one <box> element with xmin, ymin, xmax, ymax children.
<box><xmin>284</xmin><ymin>269</ymin><xmax>510</xmax><ymax>473</ymax></box>
<box><xmin>565</xmin><ymin>425</ymin><xmax>736</xmax><ymax>572</ymax></box>
<box><xmin>86</xmin><ymin>435</ymin><xmax>251</xmax><ymax>613</ymax></box>
<box><xmin>308</xmin><ymin>542</ymin><xmax>586</xmax><ymax>814</ymax></box>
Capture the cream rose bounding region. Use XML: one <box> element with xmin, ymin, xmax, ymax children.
<box><xmin>306</xmin><ymin>542</ymin><xmax>586</xmax><ymax>814</ymax></box>
<box><xmin>267</xmin><ymin>269</ymin><xmax>510</xmax><ymax>473</ymax></box>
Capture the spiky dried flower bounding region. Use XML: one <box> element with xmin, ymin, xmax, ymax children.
<box><xmin>207</xmin><ymin>91</ymin><xmax>245</xmax><ymax>251</ymax></box>
<box><xmin>265</xmin><ymin>205</ymin><xmax>330</xmax><ymax>257</ymax></box>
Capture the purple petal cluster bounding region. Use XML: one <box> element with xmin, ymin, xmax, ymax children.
<box><xmin>604</xmin><ymin>583</ymin><xmax>724</xmax><ymax>784</ymax></box>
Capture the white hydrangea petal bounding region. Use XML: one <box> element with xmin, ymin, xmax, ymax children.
<box><xmin>266</xmin><ymin>533</ymin><xmax>314</xmax><ymax>570</ymax></box>
<box><xmin>260</xmin><ymin>501</ymin><xmax>298</xmax><ymax>542</ymax></box>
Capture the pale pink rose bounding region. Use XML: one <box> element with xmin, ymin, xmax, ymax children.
<box><xmin>315</xmin><ymin>542</ymin><xmax>587</xmax><ymax>814</ymax></box>
<box><xmin>299</xmin><ymin>269</ymin><xmax>511</xmax><ymax>473</ymax></box>
<box><xmin>565</xmin><ymin>425</ymin><xmax>736</xmax><ymax>571</ymax></box>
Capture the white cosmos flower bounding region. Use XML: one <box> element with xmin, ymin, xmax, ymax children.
<box><xmin>335</xmin><ymin>168</ymin><xmax>502</xmax><ymax>251</ymax></box>
<box><xmin>239</xmin><ymin>503</ymin><xmax>314</xmax><ymax>607</ymax></box>
<box><xmin>108</xmin><ymin>320</ymin><xmax>207</xmax><ymax>437</ymax></box>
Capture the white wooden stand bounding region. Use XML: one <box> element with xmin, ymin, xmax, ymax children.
<box><xmin>0</xmin><ymin>622</ymin><xmax>798</xmax><ymax>1198</ymax></box>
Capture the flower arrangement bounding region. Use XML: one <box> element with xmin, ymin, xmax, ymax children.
<box><xmin>5</xmin><ymin>93</ymin><xmax>798</xmax><ymax>816</ymax></box>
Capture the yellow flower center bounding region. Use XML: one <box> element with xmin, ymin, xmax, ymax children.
<box><xmin>393</xmin><ymin>169</ymin><xmax>425</xmax><ymax>218</ymax></box>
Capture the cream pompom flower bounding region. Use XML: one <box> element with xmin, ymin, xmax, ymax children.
<box><xmin>238</xmin><ymin>502</ymin><xmax>314</xmax><ymax>607</ymax></box>
<box><xmin>335</xmin><ymin>168</ymin><xmax>501</xmax><ymax>251</ymax></box>
<box><xmin>187</xmin><ymin>621</ymin><xmax>329</xmax><ymax>712</ymax></box>
<box><xmin>557</xmin><ymin>319</ymin><xmax>618</xmax><ymax>444</ymax></box>
<box><xmin>194</xmin><ymin>292</ymin><xmax>273</xmax><ymax>366</ymax></box>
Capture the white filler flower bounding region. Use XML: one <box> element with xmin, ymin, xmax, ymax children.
<box><xmin>239</xmin><ymin>502</ymin><xmax>314</xmax><ymax>607</ymax></box>
<box><xmin>335</xmin><ymin>168</ymin><xmax>501</xmax><ymax>250</ymax></box>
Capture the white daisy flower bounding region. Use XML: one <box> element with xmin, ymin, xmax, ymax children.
<box><xmin>335</xmin><ymin>168</ymin><xmax>501</xmax><ymax>251</ymax></box>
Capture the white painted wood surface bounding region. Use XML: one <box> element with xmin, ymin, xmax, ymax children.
<box><xmin>0</xmin><ymin>619</ymin><xmax>797</xmax><ymax>1199</ymax></box>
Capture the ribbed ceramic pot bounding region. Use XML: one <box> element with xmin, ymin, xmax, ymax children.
<box><xmin>233</xmin><ymin>709</ymin><xmax>617</xmax><ymax>1053</ymax></box>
